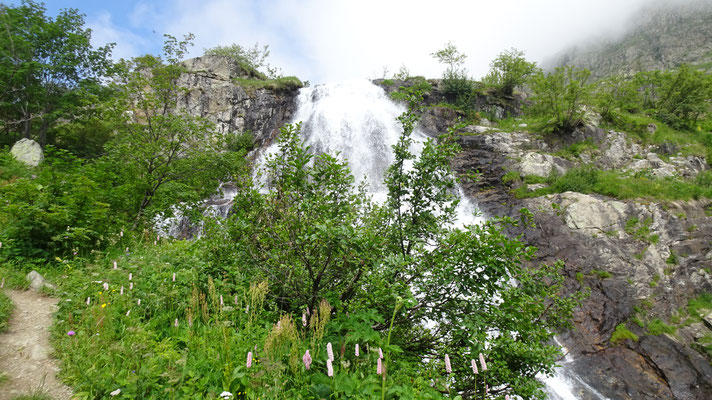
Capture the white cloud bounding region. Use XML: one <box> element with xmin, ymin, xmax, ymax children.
<box><xmin>87</xmin><ymin>12</ymin><xmax>151</xmax><ymax>61</ymax></box>
<box><xmin>110</xmin><ymin>0</ymin><xmax>656</xmax><ymax>83</ymax></box>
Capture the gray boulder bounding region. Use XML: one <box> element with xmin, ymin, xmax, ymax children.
<box><xmin>10</xmin><ymin>138</ymin><xmax>43</xmax><ymax>167</ymax></box>
<box><xmin>26</xmin><ymin>270</ymin><xmax>56</xmax><ymax>291</ymax></box>
<box><xmin>519</xmin><ymin>152</ymin><xmax>569</xmax><ymax>177</ymax></box>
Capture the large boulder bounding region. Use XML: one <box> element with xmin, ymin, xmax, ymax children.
<box><xmin>519</xmin><ymin>152</ymin><xmax>570</xmax><ymax>177</ymax></box>
<box><xmin>10</xmin><ymin>138</ymin><xmax>43</xmax><ymax>166</ymax></box>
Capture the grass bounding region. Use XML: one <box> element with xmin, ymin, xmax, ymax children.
<box><xmin>687</xmin><ymin>293</ymin><xmax>712</xmax><ymax>322</ymax></box>
<box><xmin>553</xmin><ymin>139</ymin><xmax>598</xmax><ymax>160</ymax></box>
<box><xmin>514</xmin><ymin>167</ymin><xmax>712</xmax><ymax>201</ymax></box>
<box><xmin>591</xmin><ymin>269</ymin><xmax>613</xmax><ymax>279</ymax></box>
<box><xmin>610</xmin><ymin>323</ymin><xmax>638</xmax><ymax>344</ymax></box>
<box><xmin>233</xmin><ymin>76</ymin><xmax>304</xmax><ymax>93</ymax></box>
<box><xmin>647</xmin><ymin>318</ymin><xmax>676</xmax><ymax>336</ymax></box>
<box><xmin>0</xmin><ymin>290</ymin><xmax>12</xmax><ymax>332</ymax></box>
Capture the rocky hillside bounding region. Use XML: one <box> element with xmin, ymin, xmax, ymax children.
<box><xmin>546</xmin><ymin>0</ymin><xmax>712</xmax><ymax>78</ymax></box>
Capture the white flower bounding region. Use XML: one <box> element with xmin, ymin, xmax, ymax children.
<box><xmin>219</xmin><ymin>391</ymin><xmax>233</xmax><ymax>399</ymax></box>
<box><xmin>110</xmin><ymin>388</ymin><xmax>121</xmax><ymax>396</ymax></box>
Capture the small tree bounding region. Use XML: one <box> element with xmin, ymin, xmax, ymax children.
<box><xmin>102</xmin><ymin>34</ymin><xmax>244</xmax><ymax>224</ymax></box>
<box><xmin>528</xmin><ymin>66</ymin><xmax>593</xmax><ymax>133</ymax></box>
<box><xmin>484</xmin><ymin>48</ymin><xmax>539</xmax><ymax>96</ymax></box>
<box><xmin>431</xmin><ymin>42</ymin><xmax>473</xmax><ymax>108</ymax></box>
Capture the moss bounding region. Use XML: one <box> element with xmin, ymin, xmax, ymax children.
<box><xmin>591</xmin><ymin>269</ymin><xmax>613</xmax><ymax>279</ymax></box>
<box><xmin>666</xmin><ymin>251</ymin><xmax>678</xmax><ymax>265</ymax></box>
<box><xmin>501</xmin><ymin>171</ymin><xmax>521</xmax><ymax>185</ymax></box>
<box><xmin>611</xmin><ymin>323</ymin><xmax>639</xmax><ymax>344</ymax></box>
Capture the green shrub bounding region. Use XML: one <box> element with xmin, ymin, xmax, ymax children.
<box><xmin>483</xmin><ymin>48</ymin><xmax>538</xmax><ymax>96</ymax></box>
<box><xmin>610</xmin><ymin>323</ymin><xmax>638</xmax><ymax>344</ymax></box>
<box><xmin>527</xmin><ymin>66</ymin><xmax>594</xmax><ymax>133</ymax></box>
<box><xmin>501</xmin><ymin>171</ymin><xmax>520</xmax><ymax>184</ymax></box>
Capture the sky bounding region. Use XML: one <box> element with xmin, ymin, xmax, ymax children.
<box><xmin>39</xmin><ymin>0</ymin><xmax>674</xmax><ymax>84</ymax></box>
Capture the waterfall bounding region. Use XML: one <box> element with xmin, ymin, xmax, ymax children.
<box><xmin>256</xmin><ymin>79</ymin><xmax>600</xmax><ymax>399</ymax></box>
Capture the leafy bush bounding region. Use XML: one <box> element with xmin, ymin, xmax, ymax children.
<box><xmin>204</xmin><ymin>42</ymin><xmax>280</xmax><ymax>79</ymax></box>
<box><xmin>527</xmin><ymin>66</ymin><xmax>593</xmax><ymax>133</ymax></box>
<box><xmin>484</xmin><ymin>48</ymin><xmax>538</xmax><ymax>96</ymax></box>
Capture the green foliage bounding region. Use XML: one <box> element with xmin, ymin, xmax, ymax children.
<box><xmin>687</xmin><ymin>293</ymin><xmax>712</xmax><ymax>321</ymax></box>
<box><xmin>227</xmin><ymin>131</ymin><xmax>255</xmax><ymax>152</ymax></box>
<box><xmin>431</xmin><ymin>42</ymin><xmax>474</xmax><ymax>108</ymax></box>
<box><xmin>0</xmin><ymin>0</ymin><xmax>114</xmax><ymax>147</ymax></box>
<box><xmin>0</xmin><ymin>290</ymin><xmax>12</xmax><ymax>332</ymax></box>
<box><xmin>233</xmin><ymin>76</ymin><xmax>303</xmax><ymax>93</ymax></box>
<box><xmin>591</xmin><ymin>269</ymin><xmax>612</xmax><ymax>279</ymax></box>
<box><xmin>484</xmin><ymin>48</ymin><xmax>539</xmax><ymax>96</ymax></box>
<box><xmin>501</xmin><ymin>170</ymin><xmax>521</xmax><ymax>185</ymax></box>
<box><xmin>527</xmin><ymin>66</ymin><xmax>593</xmax><ymax>133</ymax></box>
<box><xmin>515</xmin><ymin>167</ymin><xmax>712</xmax><ymax>201</ymax></box>
<box><xmin>610</xmin><ymin>323</ymin><xmax>638</xmax><ymax>344</ymax></box>
<box><xmin>553</xmin><ymin>139</ymin><xmax>597</xmax><ymax>160</ymax></box>
<box><xmin>389</xmin><ymin>77</ymin><xmax>433</xmax><ymax>103</ymax></box>
<box><xmin>203</xmin><ymin>42</ymin><xmax>280</xmax><ymax>79</ymax></box>
<box><xmin>647</xmin><ymin>318</ymin><xmax>676</xmax><ymax>336</ymax></box>
<box><xmin>101</xmin><ymin>35</ymin><xmax>246</xmax><ymax>224</ymax></box>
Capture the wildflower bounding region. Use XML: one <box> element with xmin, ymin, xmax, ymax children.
<box><xmin>86</xmin><ymin>297</ymin><xmax>91</xmax><ymax>306</ymax></box>
<box><xmin>1</xmin><ymin>278</ymin><xmax>4</xmax><ymax>288</ymax></box>
<box><xmin>246</xmin><ymin>351</ymin><xmax>253</xmax><ymax>368</ymax></box>
<box><xmin>188</xmin><ymin>314</ymin><xmax>193</xmax><ymax>327</ymax></box>
<box><xmin>129</xmin><ymin>282</ymin><xmax>133</xmax><ymax>290</ymax></box>
<box><xmin>67</xmin><ymin>330</ymin><xmax>75</xmax><ymax>336</ymax></box>
<box><xmin>129</xmin><ymin>273</ymin><xmax>132</xmax><ymax>281</ymax></box>
<box><xmin>245</xmin><ymin>305</ymin><xmax>249</xmax><ymax>313</ymax></box>
<box><xmin>326</xmin><ymin>358</ymin><xmax>334</xmax><ymax>377</ymax></box>
<box><xmin>486</xmin><ymin>384</ymin><xmax>489</xmax><ymax>395</ymax></box>
<box><xmin>172</xmin><ymin>273</ymin><xmax>176</xmax><ymax>282</ymax></box>
<box><xmin>234</xmin><ymin>295</ymin><xmax>238</xmax><ymax>305</ymax></box>
<box><xmin>471</xmin><ymin>359</ymin><xmax>479</xmax><ymax>374</ymax></box>
<box><xmin>137</xmin><ymin>299</ymin><xmax>141</xmax><ymax>306</ymax></box>
<box><xmin>305</xmin><ymin>306</ymin><xmax>310</xmax><ymax>316</ymax></box>
<box><xmin>103</xmin><ymin>282</ymin><xmax>109</xmax><ymax>291</ymax></box>
<box><xmin>120</xmin><ymin>286</ymin><xmax>124</xmax><ymax>295</ymax></box>
<box><xmin>219</xmin><ymin>391</ymin><xmax>233</xmax><ymax>399</ymax></box>
<box><xmin>377</xmin><ymin>357</ymin><xmax>383</xmax><ymax>375</ymax></box>
<box><xmin>113</xmin><ymin>261</ymin><xmax>117</xmax><ymax>270</ymax></box>
<box><xmin>355</xmin><ymin>344</ymin><xmax>360</xmax><ymax>357</ymax></box>
<box><xmin>506</xmin><ymin>395</ymin><xmax>510</xmax><ymax>400</ymax></box>
<box><xmin>174</xmin><ymin>318</ymin><xmax>179</xmax><ymax>328</ymax></box>
<box><xmin>479</xmin><ymin>353</ymin><xmax>487</xmax><ymax>371</ymax></box>
<box><xmin>153</xmin><ymin>240</ymin><xmax>157</xmax><ymax>246</ymax></box>
<box><xmin>378</xmin><ymin>347</ymin><xmax>383</xmax><ymax>359</ymax></box>
<box><xmin>120</xmin><ymin>230</ymin><xmax>123</xmax><ymax>237</ymax></box>
<box><xmin>302</xmin><ymin>312</ymin><xmax>307</xmax><ymax>327</ymax></box>
<box><xmin>125</xmin><ymin>247</ymin><xmax>129</xmax><ymax>253</ymax></box>
<box><xmin>444</xmin><ymin>354</ymin><xmax>452</xmax><ymax>374</ymax></box>
<box><xmin>101</xmin><ymin>303</ymin><xmax>107</xmax><ymax>309</ymax></box>
<box><xmin>220</xmin><ymin>295</ymin><xmax>224</xmax><ymax>307</ymax></box>
<box><xmin>110</xmin><ymin>388</ymin><xmax>121</xmax><ymax>396</ymax></box>
<box><xmin>326</xmin><ymin>342</ymin><xmax>334</xmax><ymax>361</ymax></box>
<box><xmin>303</xmin><ymin>350</ymin><xmax>312</xmax><ymax>370</ymax></box>
<box><xmin>126</xmin><ymin>309</ymin><xmax>131</xmax><ymax>317</ymax></box>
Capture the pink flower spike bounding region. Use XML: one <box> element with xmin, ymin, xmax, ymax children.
<box><xmin>378</xmin><ymin>347</ymin><xmax>383</xmax><ymax>359</ymax></box>
<box><xmin>172</xmin><ymin>273</ymin><xmax>176</xmax><ymax>282</ymax></box>
<box><xmin>377</xmin><ymin>357</ymin><xmax>383</xmax><ymax>375</ymax></box>
<box><xmin>234</xmin><ymin>295</ymin><xmax>238</xmax><ymax>305</ymax></box>
<box><xmin>355</xmin><ymin>344</ymin><xmax>360</xmax><ymax>357</ymax></box>
<box><xmin>1</xmin><ymin>278</ymin><xmax>4</xmax><ymax>288</ymax></box>
<box><xmin>302</xmin><ymin>313</ymin><xmax>307</xmax><ymax>327</ymax></box>
<box><xmin>303</xmin><ymin>350</ymin><xmax>312</xmax><ymax>370</ymax></box>
<box><xmin>246</xmin><ymin>351</ymin><xmax>253</xmax><ymax>368</ymax></box>
<box><xmin>129</xmin><ymin>282</ymin><xmax>133</xmax><ymax>290</ymax></box>
<box><xmin>220</xmin><ymin>295</ymin><xmax>224</xmax><ymax>307</ymax></box>
<box><xmin>120</xmin><ymin>286</ymin><xmax>124</xmax><ymax>295</ymax></box>
<box><xmin>103</xmin><ymin>282</ymin><xmax>109</xmax><ymax>291</ymax></box>
<box><xmin>479</xmin><ymin>353</ymin><xmax>488</xmax><ymax>371</ymax></box>
<box><xmin>174</xmin><ymin>318</ymin><xmax>179</xmax><ymax>328</ymax></box>
<box><xmin>86</xmin><ymin>297</ymin><xmax>91</xmax><ymax>306</ymax></box>
<box><xmin>471</xmin><ymin>359</ymin><xmax>479</xmax><ymax>374</ymax></box>
<box><xmin>120</xmin><ymin>230</ymin><xmax>123</xmax><ymax>237</ymax></box>
<box><xmin>67</xmin><ymin>330</ymin><xmax>75</xmax><ymax>336</ymax></box>
<box><xmin>113</xmin><ymin>261</ymin><xmax>117</xmax><ymax>270</ymax></box>
<box><xmin>126</xmin><ymin>309</ymin><xmax>131</xmax><ymax>317</ymax></box>
<box><xmin>326</xmin><ymin>342</ymin><xmax>334</xmax><ymax>361</ymax></box>
<box><xmin>305</xmin><ymin>306</ymin><xmax>310</xmax><ymax>316</ymax></box>
<box><xmin>506</xmin><ymin>395</ymin><xmax>510</xmax><ymax>400</ymax></box>
<box><xmin>137</xmin><ymin>299</ymin><xmax>141</xmax><ymax>306</ymax></box>
<box><xmin>444</xmin><ymin>354</ymin><xmax>452</xmax><ymax>374</ymax></box>
<box><xmin>129</xmin><ymin>273</ymin><xmax>132</xmax><ymax>281</ymax></box>
<box><xmin>326</xmin><ymin>358</ymin><xmax>334</xmax><ymax>377</ymax></box>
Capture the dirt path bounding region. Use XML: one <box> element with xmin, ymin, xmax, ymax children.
<box><xmin>0</xmin><ymin>290</ymin><xmax>73</xmax><ymax>400</ymax></box>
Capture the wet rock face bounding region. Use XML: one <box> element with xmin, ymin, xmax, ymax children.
<box><xmin>452</xmin><ymin>129</ymin><xmax>712</xmax><ymax>400</ymax></box>
<box><xmin>176</xmin><ymin>55</ymin><xmax>299</xmax><ymax>148</ymax></box>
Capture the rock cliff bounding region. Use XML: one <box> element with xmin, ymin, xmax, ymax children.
<box><xmin>546</xmin><ymin>0</ymin><xmax>712</xmax><ymax>78</ymax></box>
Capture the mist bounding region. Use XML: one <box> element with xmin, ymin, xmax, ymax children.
<box><xmin>71</xmin><ymin>0</ymin><xmax>710</xmax><ymax>83</ymax></box>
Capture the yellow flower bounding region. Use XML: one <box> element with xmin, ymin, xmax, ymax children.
<box><xmin>101</xmin><ymin>303</ymin><xmax>107</xmax><ymax>308</ymax></box>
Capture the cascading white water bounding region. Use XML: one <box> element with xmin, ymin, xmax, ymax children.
<box><xmin>259</xmin><ymin>79</ymin><xmax>596</xmax><ymax>399</ymax></box>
